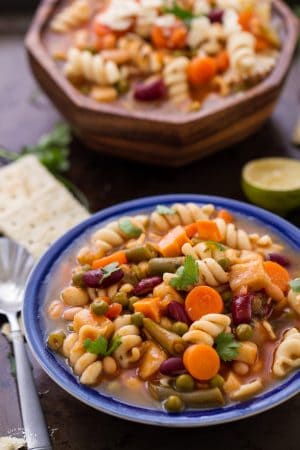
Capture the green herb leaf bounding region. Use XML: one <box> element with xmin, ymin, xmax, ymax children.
<box><xmin>170</xmin><ymin>255</ymin><xmax>199</xmax><ymax>291</ymax></box>
<box><xmin>217</xmin><ymin>258</ymin><xmax>231</xmax><ymax>271</ymax></box>
<box><xmin>215</xmin><ymin>332</ymin><xmax>240</xmax><ymax>362</ymax></box>
<box><xmin>84</xmin><ymin>336</ymin><xmax>108</xmax><ymax>355</ymax></box>
<box><xmin>84</xmin><ymin>335</ymin><xmax>121</xmax><ymax>356</ymax></box>
<box><xmin>156</xmin><ymin>205</ymin><xmax>176</xmax><ymax>215</ymax></box>
<box><xmin>164</xmin><ymin>1</ymin><xmax>198</xmax><ymax>24</ymax></box>
<box><xmin>290</xmin><ymin>277</ymin><xmax>300</xmax><ymax>293</ymax></box>
<box><xmin>119</xmin><ymin>218</ymin><xmax>142</xmax><ymax>238</ymax></box>
<box><xmin>205</xmin><ymin>241</ymin><xmax>226</xmax><ymax>251</ymax></box>
<box><xmin>101</xmin><ymin>262</ymin><xmax>120</xmax><ymax>281</ymax></box>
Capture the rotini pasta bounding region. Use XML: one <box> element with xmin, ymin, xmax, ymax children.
<box><xmin>51</xmin><ymin>0</ymin><xmax>90</xmax><ymax>33</ymax></box>
<box><xmin>118</xmin><ymin>34</ymin><xmax>162</xmax><ymax>73</ymax></box>
<box><xmin>227</xmin><ymin>31</ymin><xmax>256</xmax><ymax>74</ymax></box>
<box><xmin>287</xmin><ymin>289</ymin><xmax>300</xmax><ymax>315</ymax></box>
<box><xmin>163</xmin><ymin>57</ymin><xmax>190</xmax><ymax>104</ymax></box>
<box><xmin>182</xmin><ymin>313</ymin><xmax>231</xmax><ymax>346</ymax></box>
<box><xmin>273</xmin><ymin>328</ymin><xmax>300</xmax><ymax>377</ymax></box>
<box><xmin>113</xmin><ymin>315</ymin><xmax>142</xmax><ymax>368</ymax></box>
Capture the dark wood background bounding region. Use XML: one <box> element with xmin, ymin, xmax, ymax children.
<box><xmin>0</xmin><ymin>4</ymin><xmax>300</xmax><ymax>450</ymax></box>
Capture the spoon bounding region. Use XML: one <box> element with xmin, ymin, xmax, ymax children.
<box><xmin>0</xmin><ymin>238</ymin><xmax>52</xmax><ymax>450</ymax></box>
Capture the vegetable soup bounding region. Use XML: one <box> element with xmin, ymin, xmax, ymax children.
<box><xmin>45</xmin><ymin>203</ymin><xmax>300</xmax><ymax>412</ymax></box>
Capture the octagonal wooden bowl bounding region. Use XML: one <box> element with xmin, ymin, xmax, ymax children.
<box><xmin>26</xmin><ymin>0</ymin><xmax>299</xmax><ymax>167</ymax></box>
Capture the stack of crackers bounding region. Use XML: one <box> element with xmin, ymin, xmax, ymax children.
<box><xmin>0</xmin><ymin>155</ymin><xmax>90</xmax><ymax>258</ymax></box>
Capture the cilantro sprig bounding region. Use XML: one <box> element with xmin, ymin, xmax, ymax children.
<box><xmin>163</xmin><ymin>1</ymin><xmax>199</xmax><ymax>24</ymax></box>
<box><xmin>215</xmin><ymin>332</ymin><xmax>240</xmax><ymax>362</ymax></box>
<box><xmin>101</xmin><ymin>262</ymin><xmax>120</xmax><ymax>280</ymax></box>
<box><xmin>205</xmin><ymin>241</ymin><xmax>226</xmax><ymax>252</ymax></box>
<box><xmin>119</xmin><ymin>218</ymin><xmax>142</xmax><ymax>238</ymax></box>
<box><xmin>156</xmin><ymin>205</ymin><xmax>176</xmax><ymax>215</ymax></box>
<box><xmin>84</xmin><ymin>335</ymin><xmax>121</xmax><ymax>356</ymax></box>
<box><xmin>170</xmin><ymin>255</ymin><xmax>199</xmax><ymax>291</ymax></box>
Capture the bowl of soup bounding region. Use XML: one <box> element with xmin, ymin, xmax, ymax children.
<box><xmin>25</xmin><ymin>0</ymin><xmax>299</xmax><ymax>166</ymax></box>
<box><xmin>23</xmin><ymin>194</ymin><xmax>300</xmax><ymax>426</ymax></box>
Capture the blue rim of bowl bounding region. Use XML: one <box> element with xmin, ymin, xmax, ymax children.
<box><xmin>23</xmin><ymin>194</ymin><xmax>300</xmax><ymax>427</ymax></box>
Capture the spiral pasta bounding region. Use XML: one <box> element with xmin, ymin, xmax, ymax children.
<box><xmin>118</xmin><ymin>34</ymin><xmax>162</xmax><ymax>73</ymax></box>
<box><xmin>150</xmin><ymin>203</ymin><xmax>215</xmax><ymax>233</ymax></box>
<box><xmin>272</xmin><ymin>328</ymin><xmax>300</xmax><ymax>377</ymax></box>
<box><xmin>227</xmin><ymin>31</ymin><xmax>256</xmax><ymax>74</ymax></box>
<box><xmin>182</xmin><ymin>242</ymin><xmax>225</xmax><ymax>262</ymax></box>
<box><xmin>182</xmin><ymin>314</ymin><xmax>231</xmax><ymax>346</ymax></box>
<box><xmin>214</xmin><ymin>217</ymin><xmax>252</xmax><ymax>250</ymax></box>
<box><xmin>64</xmin><ymin>48</ymin><xmax>121</xmax><ymax>85</ymax></box>
<box><xmin>51</xmin><ymin>0</ymin><xmax>90</xmax><ymax>33</ymax></box>
<box><xmin>287</xmin><ymin>289</ymin><xmax>300</xmax><ymax>316</ymax></box>
<box><xmin>113</xmin><ymin>315</ymin><xmax>142</xmax><ymax>368</ymax></box>
<box><xmin>187</xmin><ymin>17</ymin><xmax>211</xmax><ymax>49</ymax></box>
<box><xmin>163</xmin><ymin>57</ymin><xmax>190</xmax><ymax>104</ymax></box>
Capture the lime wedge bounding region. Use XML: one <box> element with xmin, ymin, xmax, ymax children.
<box><xmin>242</xmin><ymin>157</ymin><xmax>300</xmax><ymax>214</ymax></box>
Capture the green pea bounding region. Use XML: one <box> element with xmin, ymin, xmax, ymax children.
<box><xmin>116</xmin><ymin>78</ymin><xmax>130</xmax><ymax>94</ymax></box>
<box><xmin>222</xmin><ymin>290</ymin><xmax>233</xmax><ymax>303</ymax></box>
<box><xmin>72</xmin><ymin>272</ymin><xmax>85</xmax><ymax>288</ymax></box>
<box><xmin>175</xmin><ymin>374</ymin><xmax>195</xmax><ymax>392</ymax></box>
<box><xmin>171</xmin><ymin>322</ymin><xmax>189</xmax><ymax>336</ymax></box>
<box><xmin>131</xmin><ymin>312</ymin><xmax>144</xmax><ymax>327</ymax></box>
<box><xmin>164</xmin><ymin>395</ymin><xmax>183</xmax><ymax>413</ymax></box>
<box><xmin>236</xmin><ymin>323</ymin><xmax>253</xmax><ymax>341</ymax></box>
<box><xmin>128</xmin><ymin>296</ymin><xmax>140</xmax><ymax>312</ymax></box>
<box><xmin>210</xmin><ymin>374</ymin><xmax>224</xmax><ymax>389</ymax></box>
<box><xmin>91</xmin><ymin>300</ymin><xmax>109</xmax><ymax>316</ymax></box>
<box><xmin>112</xmin><ymin>291</ymin><xmax>129</xmax><ymax>307</ymax></box>
<box><xmin>218</xmin><ymin>258</ymin><xmax>231</xmax><ymax>271</ymax></box>
<box><xmin>47</xmin><ymin>330</ymin><xmax>66</xmax><ymax>351</ymax></box>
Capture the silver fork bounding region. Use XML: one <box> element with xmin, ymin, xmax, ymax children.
<box><xmin>0</xmin><ymin>238</ymin><xmax>52</xmax><ymax>450</ymax></box>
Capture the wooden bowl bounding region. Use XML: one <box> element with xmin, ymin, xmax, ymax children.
<box><xmin>25</xmin><ymin>0</ymin><xmax>299</xmax><ymax>167</ymax></box>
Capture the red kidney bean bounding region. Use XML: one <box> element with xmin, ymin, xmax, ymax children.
<box><xmin>160</xmin><ymin>357</ymin><xmax>185</xmax><ymax>376</ymax></box>
<box><xmin>232</xmin><ymin>294</ymin><xmax>253</xmax><ymax>325</ymax></box>
<box><xmin>208</xmin><ymin>9</ymin><xmax>224</xmax><ymax>23</ymax></box>
<box><xmin>266</xmin><ymin>253</ymin><xmax>290</xmax><ymax>267</ymax></box>
<box><xmin>100</xmin><ymin>268</ymin><xmax>124</xmax><ymax>288</ymax></box>
<box><xmin>134</xmin><ymin>78</ymin><xmax>166</xmax><ymax>101</ymax></box>
<box><xmin>167</xmin><ymin>301</ymin><xmax>190</xmax><ymax>325</ymax></box>
<box><xmin>132</xmin><ymin>276</ymin><xmax>162</xmax><ymax>295</ymax></box>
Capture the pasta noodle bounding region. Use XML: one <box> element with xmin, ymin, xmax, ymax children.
<box><xmin>214</xmin><ymin>217</ymin><xmax>253</xmax><ymax>250</ymax></box>
<box><xmin>273</xmin><ymin>328</ymin><xmax>300</xmax><ymax>377</ymax></box>
<box><xmin>287</xmin><ymin>289</ymin><xmax>300</xmax><ymax>315</ymax></box>
<box><xmin>118</xmin><ymin>34</ymin><xmax>162</xmax><ymax>73</ymax></box>
<box><xmin>113</xmin><ymin>316</ymin><xmax>142</xmax><ymax>368</ymax></box>
<box><xmin>51</xmin><ymin>0</ymin><xmax>90</xmax><ymax>33</ymax></box>
<box><xmin>182</xmin><ymin>313</ymin><xmax>231</xmax><ymax>345</ymax></box>
<box><xmin>227</xmin><ymin>31</ymin><xmax>256</xmax><ymax>74</ymax></box>
<box><xmin>163</xmin><ymin>57</ymin><xmax>190</xmax><ymax>104</ymax></box>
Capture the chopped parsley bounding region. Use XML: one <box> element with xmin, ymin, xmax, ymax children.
<box><xmin>84</xmin><ymin>335</ymin><xmax>121</xmax><ymax>356</ymax></box>
<box><xmin>119</xmin><ymin>218</ymin><xmax>142</xmax><ymax>238</ymax></box>
<box><xmin>215</xmin><ymin>332</ymin><xmax>240</xmax><ymax>362</ymax></box>
<box><xmin>156</xmin><ymin>205</ymin><xmax>176</xmax><ymax>215</ymax></box>
<box><xmin>170</xmin><ymin>255</ymin><xmax>199</xmax><ymax>291</ymax></box>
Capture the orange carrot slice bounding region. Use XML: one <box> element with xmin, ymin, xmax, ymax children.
<box><xmin>216</xmin><ymin>51</ymin><xmax>229</xmax><ymax>73</ymax></box>
<box><xmin>106</xmin><ymin>302</ymin><xmax>122</xmax><ymax>319</ymax></box>
<box><xmin>217</xmin><ymin>209</ymin><xmax>233</xmax><ymax>224</ymax></box>
<box><xmin>185</xmin><ymin>286</ymin><xmax>224</xmax><ymax>321</ymax></box>
<box><xmin>158</xmin><ymin>225</ymin><xmax>190</xmax><ymax>257</ymax></box>
<box><xmin>92</xmin><ymin>250</ymin><xmax>127</xmax><ymax>269</ymax></box>
<box><xmin>185</xmin><ymin>223</ymin><xmax>198</xmax><ymax>238</ymax></box>
<box><xmin>183</xmin><ymin>344</ymin><xmax>220</xmax><ymax>380</ymax></box>
<box><xmin>196</xmin><ymin>220</ymin><xmax>222</xmax><ymax>242</ymax></box>
<box><xmin>263</xmin><ymin>261</ymin><xmax>290</xmax><ymax>292</ymax></box>
<box><xmin>187</xmin><ymin>56</ymin><xmax>217</xmax><ymax>85</ymax></box>
<box><xmin>133</xmin><ymin>297</ymin><xmax>161</xmax><ymax>322</ymax></box>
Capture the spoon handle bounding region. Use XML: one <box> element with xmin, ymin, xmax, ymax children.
<box><xmin>11</xmin><ymin>331</ymin><xmax>52</xmax><ymax>450</ymax></box>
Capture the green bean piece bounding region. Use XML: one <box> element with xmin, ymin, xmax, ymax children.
<box><xmin>112</xmin><ymin>291</ymin><xmax>129</xmax><ymax>307</ymax></box>
<box><xmin>131</xmin><ymin>312</ymin><xmax>145</xmax><ymax>327</ymax></box>
<box><xmin>91</xmin><ymin>300</ymin><xmax>109</xmax><ymax>316</ymax></box>
<box><xmin>116</xmin><ymin>78</ymin><xmax>130</xmax><ymax>94</ymax></box>
<box><xmin>72</xmin><ymin>272</ymin><xmax>85</xmax><ymax>288</ymax></box>
<box><xmin>164</xmin><ymin>395</ymin><xmax>184</xmax><ymax>413</ymax></box>
<box><xmin>209</xmin><ymin>374</ymin><xmax>225</xmax><ymax>389</ymax></box>
<box><xmin>171</xmin><ymin>321</ymin><xmax>189</xmax><ymax>336</ymax></box>
<box><xmin>218</xmin><ymin>258</ymin><xmax>231</xmax><ymax>271</ymax></box>
<box><xmin>148</xmin><ymin>257</ymin><xmax>185</xmax><ymax>276</ymax></box>
<box><xmin>149</xmin><ymin>383</ymin><xmax>224</xmax><ymax>406</ymax></box>
<box><xmin>175</xmin><ymin>374</ymin><xmax>195</xmax><ymax>392</ymax></box>
<box><xmin>143</xmin><ymin>318</ymin><xmax>186</xmax><ymax>355</ymax></box>
<box><xmin>128</xmin><ymin>296</ymin><xmax>140</xmax><ymax>312</ymax></box>
<box><xmin>125</xmin><ymin>246</ymin><xmax>154</xmax><ymax>263</ymax></box>
<box><xmin>47</xmin><ymin>330</ymin><xmax>66</xmax><ymax>351</ymax></box>
<box><xmin>236</xmin><ymin>324</ymin><xmax>254</xmax><ymax>341</ymax></box>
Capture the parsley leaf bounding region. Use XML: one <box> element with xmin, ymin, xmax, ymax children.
<box><xmin>170</xmin><ymin>255</ymin><xmax>199</xmax><ymax>291</ymax></box>
<box><xmin>119</xmin><ymin>218</ymin><xmax>142</xmax><ymax>238</ymax></box>
<box><xmin>205</xmin><ymin>241</ymin><xmax>226</xmax><ymax>252</ymax></box>
<box><xmin>215</xmin><ymin>332</ymin><xmax>240</xmax><ymax>362</ymax></box>
<box><xmin>290</xmin><ymin>277</ymin><xmax>300</xmax><ymax>293</ymax></box>
<box><xmin>101</xmin><ymin>262</ymin><xmax>120</xmax><ymax>280</ymax></box>
<box><xmin>164</xmin><ymin>2</ymin><xmax>198</xmax><ymax>24</ymax></box>
<box><xmin>84</xmin><ymin>335</ymin><xmax>122</xmax><ymax>356</ymax></box>
<box><xmin>156</xmin><ymin>205</ymin><xmax>176</xmax><ymax>215</ymax></box>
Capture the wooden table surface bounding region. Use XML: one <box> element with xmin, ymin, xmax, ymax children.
<box><xmin>1</xmin><ymin>11</ymin><xmax>300</xmax><ymax>450</ymax></box>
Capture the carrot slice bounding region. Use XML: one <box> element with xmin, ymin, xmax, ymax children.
<box><xmin>185</xmin><ymin>286</ymin><xmax>224</xmax><ymax>321</ymax></box>
<box><xmin>238</xmin><ymin>9</ymin><xmax>254</xmax><ymax>31</ymax></box>
<box><xmin>92</xmin><ymin>250</ymin><xmax>127</xmax><ymax>269</ymax></box>
<box><xmin>196</xmin><ymin>220</ymin><xmax>222</xmax><ymax>242</ymax></box>
<box><xmin>255</xmin><ymin>37</ymin><xmax>270</xmax><ymax>52</ymax></box>
<box><xmin>106</xmin><ymin>302</ymin><xmax>122</xmax><ymax>319</ymax></box>
<box><xmin>183</xmin><ymin>344</ymin><xmax>220</xmax><ymax>380</ymax></box>
<box><xmin>187</xmin><ymin>56</ymin><xmax>217</xmax><ymax>85</ymax></box>
<box><xmin>133</xmin><ymin>297</ymin><xmax>161</xmax><ymax>322</ymax></box>
<box><xmin>216</xmin><ymin>51</ymin><xmax>229</xmax><ymax>73</ymax></box>
<box><xmin>185</xmin><ymin>223</ymin><xmax>198</xmax><ymax>238</ymax></box>
<box><xmin>263</xmin><ymin>261</ymin><xmax>290</xmax><ymax>292</ymax></box>
<box><xmin>217</xmin><ymin>209</ymin><xmax>233</xmax><ymax>224</ymax></box>
<box><xmin>158</xmin><ymin>225</ymin><xmax>190</xmax><ymax>257</ymax></box>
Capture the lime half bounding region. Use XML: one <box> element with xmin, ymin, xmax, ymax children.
<box><xmin>242</xmin><ymin>157</ymin><xmax>300</xmax><ymax>214</ymax></box>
